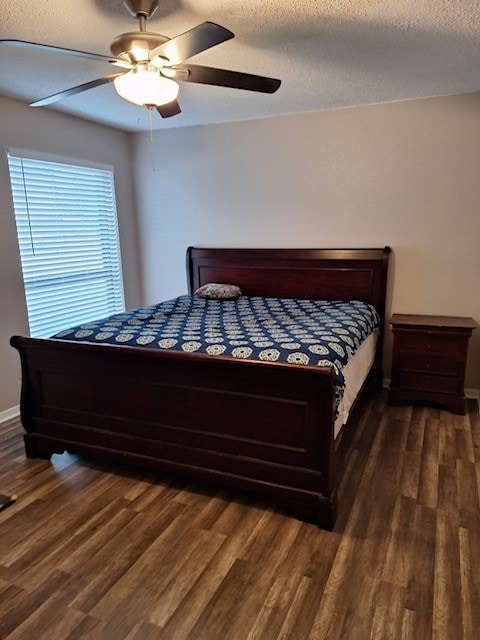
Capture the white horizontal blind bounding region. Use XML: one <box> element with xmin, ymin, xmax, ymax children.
<box><xmin>8</xmin><ymin>154</ymin><xmax>125</xmax><ymax>338</ymax></box>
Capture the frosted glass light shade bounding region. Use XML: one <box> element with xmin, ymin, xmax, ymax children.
<box><xmin>114</xmin><ymin>67</ymin><xmax>179</xmax><ymax>106</ymax></box>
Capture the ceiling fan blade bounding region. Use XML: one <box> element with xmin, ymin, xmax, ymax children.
<box><xmin>30</xmin><ymin>74</ymin><xmax>125</xmax><ymax>107</ymax></box>
<box><xmin>0</xmin><ymin>39</ymin><xmax>125</xmax><ymax>66</ymax></box>
<box><xmin>149</xmin><ymin>22</ymin><xmax>234</xmax><ymax>65</ymax></box>
<box><xmin>171</xmin><ymin>64</ymin><xmax>281</xmax><ymax>93</ymax></box>
<box><xmin>156</xmin><ymin>100</ymin><xmax>182</xmax><ymax>118</ymax></box>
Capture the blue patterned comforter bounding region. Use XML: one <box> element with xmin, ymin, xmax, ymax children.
<box><xmin>52</xmin><ymin>296</ymin><xmax>380</xmax><ymax>408</ymax></box>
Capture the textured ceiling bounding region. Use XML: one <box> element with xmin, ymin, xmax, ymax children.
<box><xmin>0</xmin><ymin>0</ymin><xmax>479</xmax><ymax>132</ymax></box>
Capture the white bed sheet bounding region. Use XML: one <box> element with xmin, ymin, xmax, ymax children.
<box><xmin>334</xmin><ymin>329</ymin><xmax>379</xmax><ymax>439</ymax></box>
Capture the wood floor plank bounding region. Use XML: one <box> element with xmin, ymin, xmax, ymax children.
<box><xmin>405</xmin><ymin>408</ymin><xmax>427</xmax><ymax>452</ymax></box>
<box><xmin>469</xmin><ymin>400</ymin><xmax>480</xmax><ymax>462</ymax></box>
<box><xmin>275</xmin><ymin>575</ymin><xmax>313</xmax><ymax>639</ymax></box>
<box><xmin>369</xmin><ymin>580</ymin><xmax>406</xmax><ymax>640</ymax></box>
<box><xmin>185</xmin><ymin>557</ymin><xmax>260</xmax><ymax>640</ymax></box>
<box><xmin>458</xmin><ymin>527</ymin><xmax>480</xmax><ymax>640</ymax></box>
<box><xmin>307</xmin><ymin>534</ymin><xmax>360</xmax><ymax>638</ymax></box>
<box><xmin>437</xmin><ymin>462</ymin><xmax>458</xmax><ymax>512</ymax></box>
<box><xmin>148</xmin><ymin>528</ymin><xmax>227</xmax><ymax>627</ymax></box>
<box><xmin>457</xmin><ymin>456</ymin><xmax>480</xmax><ymax>504</ymax></box>
<box><xmin>438</xmin><ymin>418</ymin><xmax>456</xmax><ymax>465</ymax></box>
<box><xmin>417</xmin><ymin>418</ymin><xmax>440</xmax><ymax>509</ymax></box>
<box><xmin>0</xmin><ymin>570</ymin><xmax>74</xmax><ymax>638</ymax></box>
<box><xmin>74</xmin><ymin>502</ymin><xmax>190</xmax><ymax>615</ymax></box>
<box><xmin>337</xmin><ymin>575</ymin><xmax>380</xmax><ymax>640</ymax></box>
<box><xmin>433</xmin><ymin>508</ymin><xmax>463</xmax><ymax>639</ymax></box>
<box><xmin>381</xmin><ymin>494</ymin><xmax>418</xmax><ymax>588</ymax></box>
<box><xmin>64</xmin><ymin>614</ymin><xmax>102</xmax><ymax>640</ymax></box>
<box><xmin>245</xmin><ymin>569</ymin><xmax>303</xmax><ymax>640</ymax></box>
<box><xmin>1</xmin><ymin>396</ymin><xmax>480</xmax><ymax>639</ymax></box>
<box><xmin>400</xmin><ymin>608</ymin><xmax>418</xmax><ymax>640</ymax></box>
<box><xmin>123</xmin><ymin>619</ymin><xmax>165</xmax><ymax>640</ymax></box>
<box><xmin>403</xmin><ymin>503</ymin><xmax>436</xmax><ymax>639</ymax></box>
<box><xmin>3</xmin><ymin>487</ymin><xmax>122</xmax><ymax>573</ymax></box>
<box><xmin>248</xmin><ymin>526</ymin><xmax>340</xmax><ymax>640</ymax></box>
<box><xmin>3</xmin><ymin>598</ymin><xmax>87</xmax><ymax>640</ymax></box>
<box><xmin>159</xmin><ymin>503</ymin><xmax>269</xmax><ymax>638</ymax></box>
<box><xmin>187</xmin><ymin>513</ymin><xmax>301</xmax><ymax>640</ymax></box>
<box><xmin>399</xmin><ymin>450</ymin><xmax>421</xmax><ymax>499</ymax></box>
<box><xmin>455</xmin><ymin>427</ymin><xmax>475</xmax><ymax>464</ymax></box>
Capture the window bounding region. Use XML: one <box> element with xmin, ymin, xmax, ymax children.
<box><xmin>8</xmin><ymin>153</ymin><xmax>125</xmax><ymax>338</ymax></box>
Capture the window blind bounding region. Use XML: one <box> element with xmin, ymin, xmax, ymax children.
<box><xmin>8</xmin><ymin>154</ymin><xmax>125</xmax><ymax>338</ymax></box>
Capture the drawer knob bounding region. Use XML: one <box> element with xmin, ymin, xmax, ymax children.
<box><xmin>426</xmin><ymin>362</ymin><xmax>430</xmax><ymax>369</ymax></box>
<box><xmin>427</xmin><ymin>344</ymin><xmax>432</xmax><ymax>351</ymax></box>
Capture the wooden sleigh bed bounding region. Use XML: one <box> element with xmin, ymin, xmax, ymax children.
<box><xmin>11</xmin><ymin>247</ymin><xmax>391</xmax><ymax>529</ymax></box>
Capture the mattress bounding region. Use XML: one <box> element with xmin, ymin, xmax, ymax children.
<box><xmin>52</xmin><ymin>294</ymin><xmax>381</xmax><ymax>412</ymax></box>
<box><xmin>334</xmin><ymin>328</ymin><xmax>379</xmax><ymax>439</ymax></box>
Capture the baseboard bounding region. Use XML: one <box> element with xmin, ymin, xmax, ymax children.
<box><xmin>465</xmin><ymin>388</ymin><xmax>480</xmax><ymax>401</ymax></box>
<box><xmin>0</xmin><ymin>405</ymin><xmax>20</xmax><ymax>424</ymax></box>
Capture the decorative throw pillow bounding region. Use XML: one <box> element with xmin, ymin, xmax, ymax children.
<box><xmin>194</xmin><ymin>283</ymin><xmax>242</xmax><ymax>300</ymax></box>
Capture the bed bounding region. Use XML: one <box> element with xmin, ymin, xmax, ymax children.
<box><xmin>11</xmin><ymin>246</ymin><xmax>391</xmax><ymax>529</ymax></box>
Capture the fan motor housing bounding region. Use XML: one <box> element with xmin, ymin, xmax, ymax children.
<box><xmin>110</xmin><ymin>31</ymin><xmax>169</xmax><ymax>63</ymax></box>
<box><xmin>123</xmin><ymin>0</ymin><xmax>159</xmax><ymax>19</ymax></box>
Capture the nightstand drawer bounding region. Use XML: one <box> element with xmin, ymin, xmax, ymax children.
<box><xmin>398</xmin><ymin>355</ymin><xmax>460</xmax><ymax>376</ymax></box>
<box><xmin>399</xmin><ymin>333</ymin><xmax>461</xmax><ymax>357</ymax></box>
<box><xmin>398</xmin><ymin>372</ymin><xmax>459</xmax><ymax>394</ymax></box>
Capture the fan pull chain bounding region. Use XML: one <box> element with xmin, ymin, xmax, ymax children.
<box><xmin>148</xmin><ymin>106</ymin><xmax>156</xmax><ymax>171</ymax></box>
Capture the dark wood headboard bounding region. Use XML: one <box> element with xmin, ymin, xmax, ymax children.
<box><xmin>187</xmin><ymin>246</ymin><xmax>391</xmax><ymax>322</ymax></box>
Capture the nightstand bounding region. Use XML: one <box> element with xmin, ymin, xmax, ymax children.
<box><xmin>388</xmin><ymin>314</ymin><xmax>476</xmax><ymax>414</ymax></box>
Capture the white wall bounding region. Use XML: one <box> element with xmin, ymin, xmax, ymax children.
<box><xmin>131</xmin><ymin>92</ymin><xmax>480</xmax><ymax>390</ymax></box>
<box><xmin>0</xmin><ymin>96</ymin><xmax>142</xmax><ymax>412</ymax></box>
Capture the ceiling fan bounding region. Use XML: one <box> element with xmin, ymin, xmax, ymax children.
<box><xmin>0</xmin><ymin>0</ymin><xmax>281</xmax><ymax>118</ymax></box>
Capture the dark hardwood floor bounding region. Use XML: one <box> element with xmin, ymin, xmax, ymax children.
<box><xmin>1</xmin><ymin>392</ymin><xmax>479</xmax><ymax>639</ymax></box>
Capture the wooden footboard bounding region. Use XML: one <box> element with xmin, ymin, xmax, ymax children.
<box><xmin>11</xmin><ymin>335</ymin><xmax>340</xmax><ymax>528</ymax></box>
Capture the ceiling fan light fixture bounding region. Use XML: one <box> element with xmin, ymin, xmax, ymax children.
<box><xmin>113</xmin><ymin>65</ymin><xmax>178</xmax><ymax>106</ymax></box>
<box><xmin>2</xmin><ymin>12</ymin><xmax>281</xmax><ymax>119</ymax></box>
